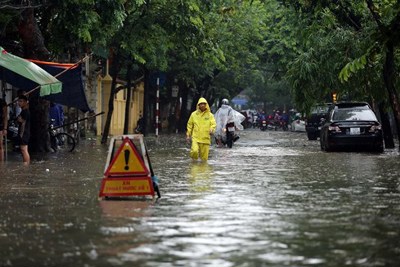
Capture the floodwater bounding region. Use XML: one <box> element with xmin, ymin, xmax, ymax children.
<box><xmin>1</xmin><ymin>129</ymin><xmax>400</xmax><ymax>267</ymax></box>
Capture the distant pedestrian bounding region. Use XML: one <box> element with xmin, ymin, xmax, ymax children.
<box><xmin>12</xmin><ymin>89</ymin><xmax>26</xmax><ymax>120</ymax></box>
<box><xmin>281</xmin><ymin>110</ymin><xmax>289</xmax><ymax>123</ymax></box>
<box><xmin>186</xmin><ymin>97</ymin><xmax>216</xmax><ymax>161</ymax></box>
<box><xmin>49</xmin><ymin>102</ymin><xmax>64</xmax><ymax>127</ymax></box>
<box><xmin>17</xmin><ymin>95</ymin><xmax>30</xmax><ymax>165</ymax></box>
<box><xmin>135</xmin><ymin>114</ymin><xmax>144</xmax><ymax>134</ymax></box>
<box><xmin>0</xmin><ymin>98</ymin><xmax>7</xmax><ymax>162</ymax></box>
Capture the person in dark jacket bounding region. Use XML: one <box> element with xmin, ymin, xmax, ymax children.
<box><xmin>49</xmin><ymin>102</ymin><xmax>64</xmax><ymax>127</ymax></box>
<box><xmin>0</xmin><ymin>98</ymin><xmax>7</xmax><ymax>162</ymax></box>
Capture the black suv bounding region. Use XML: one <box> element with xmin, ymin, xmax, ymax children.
<box><xmin>305</xmin><ymin>103</ymin><xmax>331</xmax><ymax>140</ymax></box>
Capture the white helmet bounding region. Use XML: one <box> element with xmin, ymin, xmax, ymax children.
<box><xmin>222</xmin><ymin>98</ymin><xmax>229</xmax><ymax>105</ymax></box>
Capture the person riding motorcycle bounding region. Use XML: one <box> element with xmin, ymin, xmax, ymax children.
<box><xmin>214</xmin><ymin>99</ymin><xmax>245</xmax><ymax>148</ymax></box>
<box><xmin>258</xmin><ymin>111</ymin><xmax>268</xmax><ymax>130</ymax></box>
<box><xmin>280</xmin><ymin>110</ymin><xmax>289</xmax><ymax>131</ymax></box>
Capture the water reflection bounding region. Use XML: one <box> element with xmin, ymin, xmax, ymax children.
<box><xmin>188</xmin><ymin>162</ymin><xmax>213</xmax><ymax>193</ymax></box>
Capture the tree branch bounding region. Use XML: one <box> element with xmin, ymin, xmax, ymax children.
<box><xmin>366</xmin><ymin>0</ymin><xmax>385</xmax><ymax>32</ymax></box>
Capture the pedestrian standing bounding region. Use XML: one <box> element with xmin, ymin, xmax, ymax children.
<box><xmin>0</xmin><ymin>98</ymin><xmax>7</xmax><ymax>162</ymax></box>
<box><xmin>12</xmin><ymin>89</ymin><xmax>26</xmax><ymax>120</ymax></box>
<box><xmin>17</xmin><ymin>95</ymin><xmax>30</xmax><ymax>165</ymax></box>
<box><xmin>186</xmin><ymin>97</ymin><xmax>216</xmax><ymax>161</ymax></box>
<box><xmin>49</xmin><ymin>102</ymin><xmax>64</xmax><ymax>127</ymax></box>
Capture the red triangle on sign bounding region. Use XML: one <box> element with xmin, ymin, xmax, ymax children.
<box><xmin>104</xmin><ymin>137</ymin><xmax>149</xmax><ymax>177</ymax></box>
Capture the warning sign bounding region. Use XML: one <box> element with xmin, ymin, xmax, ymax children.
<box><xmin>104</xmin><ymin>137</ymin><xmax>149</xmax><ymax>177</ymax></box>
<box><xmin>99</xmin><ymin>135</ymin><xmax>156</xmax><ymax>199</ymax></box>
<box><xmin>99</xmin><ymin>177</ymin><xmax>154</xmax><ymax>197</ymax></box>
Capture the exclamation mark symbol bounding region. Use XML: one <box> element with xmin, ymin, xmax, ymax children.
<box><xmin>124</xmin><ymin>149</ymin><xmax>130</xmax><ymax>170</ymax></box>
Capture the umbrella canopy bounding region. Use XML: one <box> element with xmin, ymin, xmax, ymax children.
<box><xmin>0</xmin><ymin>47</ymin><xmax>62</xmax><ymax>96</ymax></box>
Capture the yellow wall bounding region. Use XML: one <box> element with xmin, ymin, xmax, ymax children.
<box><xmin>96</xmin><ymin>75</ymin><xmax>144</xmax><ymax>136</ymax></box>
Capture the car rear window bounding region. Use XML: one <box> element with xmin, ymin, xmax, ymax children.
<box><xmin>311</xmin><ymin>105</ymin><xmax>330</xmax><ymax>114</ymax></box>
<box><xmin>332</xmin><ymin>108</ymin><xmax>378</xmax><ymax>121</ymax></box>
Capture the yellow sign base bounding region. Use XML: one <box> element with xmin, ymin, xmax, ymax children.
<box><xmin>99</xmin><ymin>177</ymin><xmax>155</xmax><ymax>197</ymax></box>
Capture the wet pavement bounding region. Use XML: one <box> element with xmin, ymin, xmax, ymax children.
<box><xmin>1</xmin><ymin>129</ymin><xmax>400</xmax><ymax>267</ymax></box>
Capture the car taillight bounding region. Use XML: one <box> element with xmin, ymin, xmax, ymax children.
<box><xmin>328</xmin><ymin>125</ymin><xmax>341</xmax><ymax>132</ymax></box>
<box><xmin>369</xmin><ymin>125</ymin><xmax>382</xmax><ymax>132</ymax></box>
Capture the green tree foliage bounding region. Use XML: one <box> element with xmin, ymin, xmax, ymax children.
<box><xmin>195</xmin><ymin>0</ymin><xmax>276</xmax><ymax>105</ymax></box>
<box><xmin>282</xmin><ymin>1</ymin><xmax>385</xmax><ymax>110</ymax></box>
<box><xmin>41</xmin><ymin>0</ymin><xmax>129</xmax><ymax>57</ymax></box>
<box><xmin>281</xmin><ymin>0</ymin><xmax>400</xmax><ymax>147</ymax></box>
<box><xmin>241</xmin><ymin>1</ymin><xmax>296</xmax><ymax>111</ymax></box>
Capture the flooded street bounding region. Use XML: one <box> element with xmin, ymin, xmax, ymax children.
<box><xmin>1</xmin><ymin>129</ymin><xmax>400</xmax><ymax>267</ymax></box>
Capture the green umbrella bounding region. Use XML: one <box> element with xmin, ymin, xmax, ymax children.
<box><xmin>0</xmin><ymin>47</ymin><xmax>62</xmax><ymax>96</ymax></box>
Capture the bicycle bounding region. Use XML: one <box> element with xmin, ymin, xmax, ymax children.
<box><xmin>48</xmin><ymin>112</ymin><xmax>104</xmax><ymax>153</ymax></box>
<box><xmin>49</xmin><ymin>120</ymin><xmax>76</xmax><ymax>152</ymax></box>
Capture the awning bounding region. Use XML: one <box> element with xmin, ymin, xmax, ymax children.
<box><xmin>0</xmin><ymin>47</ymin><xmax>62</xmax><ymax>96</ymax></box>
<box><xmin>30</xmin><ymin>60</ymin><xmax>92</xmax><ymax>113</ymax></box>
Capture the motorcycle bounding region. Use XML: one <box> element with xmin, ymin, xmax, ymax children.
<box><xmin>280</xmin><ymin>120</ymin><xmax>288</xmax><ymax>131</ymax></box>
<box><xmin>260</xmin><ymin>119</ymin><xmax>267</xmax><ymax>131</ymax></box>
<box><xmin>267</xmin><ymin>119</ymin><xmax>280</xmax><ymax>131</ymax></box>
<box><xmin>7</xmin><ymin>120</ymin><xmax>20</xmax><ymax>151</ymax></box>
<box><xmin>217</xmin><ymin>122</ymin><xmax>239</xmax><ymax>148</ymax></box>
<box><xmin>225</xmin><ymin>122</ymin><xmax>235</xmax><ymax>148</ymax></box>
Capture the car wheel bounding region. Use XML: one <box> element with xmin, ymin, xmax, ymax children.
<box><xmin>324</xmin><ymin>141</ymin><xmax>332</xmax><ymax>152</ymax></box>
<box><xmin>320</xmin><ymin>137</ymin><xmax>331</xmax><ymax>152</ymax></box>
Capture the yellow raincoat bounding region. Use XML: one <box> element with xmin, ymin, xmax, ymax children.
<box><xmin>186</xmin><ymin>97</ymin><xmax>216</xmax><ymax>160</ymax></box>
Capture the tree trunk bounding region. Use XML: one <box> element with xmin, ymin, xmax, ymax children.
<box><xmin>101</xmin><ymin>53</ymin><xmax>120</xmax><ymax>144</ymax></box>
<box><xmin>18</xmin><ymin>8</ymin><xmax>52</xmax><ymax>152</ymax></box>
<box><xmin>18</xmin><ymin>9</ymin><xmax>50</xmax><ymax>60</ymax></box>
<box><xmin>29</xmin><ymin>94</ymin><xmax>50</xmax><ymax>152</ymax></box>
<box><xmin>383</xmin><ymin>42</ymin><xmax>400</xmax><ymax>150</ymax></box>
<box><xmin>378</xmin><ymin>103</ymin><xmax>395</xmax><ymax>148</ymax></box>
<box><xmin>123</xmin><ymin>62</ymin><xmax>133</xmax><ymax>134</ymax></box>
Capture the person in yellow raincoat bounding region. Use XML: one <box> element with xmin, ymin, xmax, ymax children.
<box><xmin>186</xmin><ymin>97</ymin><xmax>216</xmax><ymax>161</ymax></box>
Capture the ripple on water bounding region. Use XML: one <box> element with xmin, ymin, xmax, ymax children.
<box><xmin>1</xmin><ymin>131</ymin><xmax>400</xmax><ymax>266</ymax></box>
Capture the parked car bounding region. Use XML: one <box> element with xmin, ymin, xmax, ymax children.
<box><xmin>319</xmin><ymin>102</ymin><xmax>384</xmax><ymax>152</ymax></box>
<box><xmin>306</xmin><ymin>103</ymin><xmax>331</xmax><ymax>140</ymax></box>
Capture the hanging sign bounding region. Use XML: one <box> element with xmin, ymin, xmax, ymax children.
<box><xmin>171</xmin><ymin>85</ymin><xmax>179</xmax><ymax>97</ymax></box>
